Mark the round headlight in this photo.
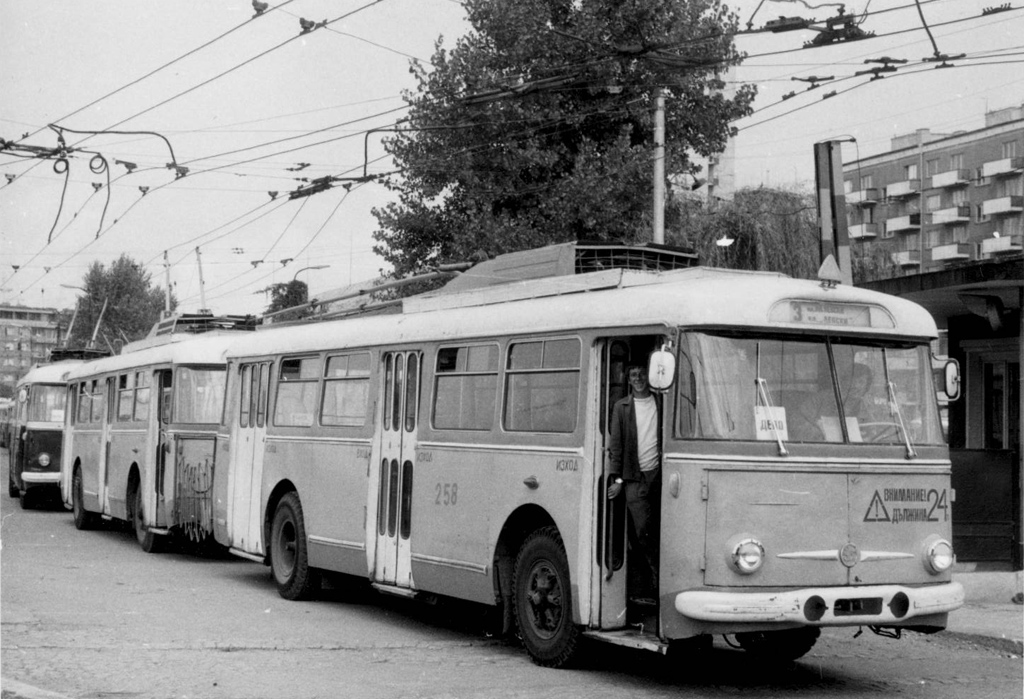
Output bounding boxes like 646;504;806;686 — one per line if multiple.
732;538;765;574
37;452;51;467
924;537;954;574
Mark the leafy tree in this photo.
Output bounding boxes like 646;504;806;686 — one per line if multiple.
850;239;898;284
65;255;172;351
672;186;820;278
262;280;310;322
373;0;755;284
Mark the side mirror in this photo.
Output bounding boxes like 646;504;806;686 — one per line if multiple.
942;359;960;402
648;346;676;392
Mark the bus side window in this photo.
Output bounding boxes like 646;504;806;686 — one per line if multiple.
239;365;252;428
504;338;580;433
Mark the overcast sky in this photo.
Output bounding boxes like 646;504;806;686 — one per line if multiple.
1;0;1021;316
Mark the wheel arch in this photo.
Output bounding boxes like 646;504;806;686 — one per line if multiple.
264;478;298;567
492;504;558;634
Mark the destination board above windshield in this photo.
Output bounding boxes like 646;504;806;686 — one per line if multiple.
768;300;896;329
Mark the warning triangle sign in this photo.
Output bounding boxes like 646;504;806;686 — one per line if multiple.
863;490;890;522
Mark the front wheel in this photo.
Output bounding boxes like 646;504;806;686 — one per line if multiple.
270;492;320;600
513;526;580;668
735;627;820;661
132;481;163;553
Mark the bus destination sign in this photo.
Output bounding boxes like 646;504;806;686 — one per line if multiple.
770;300;895;329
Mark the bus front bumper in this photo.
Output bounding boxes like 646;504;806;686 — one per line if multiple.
21;472;60;485
675;581;964;626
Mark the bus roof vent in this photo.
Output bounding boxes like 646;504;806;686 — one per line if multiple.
148;313;259;337
439;241;697;294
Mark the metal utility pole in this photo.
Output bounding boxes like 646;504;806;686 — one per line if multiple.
163;250;172;319
195;247;209;314
652;89;666;244
814;140;853;284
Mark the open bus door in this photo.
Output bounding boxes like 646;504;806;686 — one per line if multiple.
597;338;630;627
373;350;421;588
230;361;271;553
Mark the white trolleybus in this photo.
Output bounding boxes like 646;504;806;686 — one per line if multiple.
211;243;963;667
8;357;85;508
61;317;251;551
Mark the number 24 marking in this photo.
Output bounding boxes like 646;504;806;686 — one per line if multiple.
435;482;458;506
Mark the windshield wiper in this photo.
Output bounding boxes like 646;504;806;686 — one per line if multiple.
887;380;917;459
757;377;788;456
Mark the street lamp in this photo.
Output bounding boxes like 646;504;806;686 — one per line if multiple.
292;265;329;281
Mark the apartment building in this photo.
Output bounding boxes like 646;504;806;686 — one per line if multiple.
0;304;62;399
845;105;1023;270
845;106;1023;573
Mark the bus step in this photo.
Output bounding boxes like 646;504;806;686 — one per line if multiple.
228;548;265;564
371;582;418;599
583;628;668;654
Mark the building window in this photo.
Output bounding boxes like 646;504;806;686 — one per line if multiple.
951;225;968;243
976;205;990;223
995;177;1023;197
926;194;942;211
950;153;964;170
905;163;918;180
860;174;874;189
1002;141;1019;159
952;188;967;206
926;158;941;176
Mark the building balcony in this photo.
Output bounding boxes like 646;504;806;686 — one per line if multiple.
982;195;1024;216
930;169;971;188
892;250;921;267
886;180;920;199
930;243;971;262
848;223;879;240
846;188;880;206
981;157;1024;178
885;212;921;234
980;233;1023;256
929;204;971;225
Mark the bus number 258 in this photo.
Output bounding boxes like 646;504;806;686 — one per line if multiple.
435;483;458;506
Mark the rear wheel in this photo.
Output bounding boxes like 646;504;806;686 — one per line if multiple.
513;526;580;668
72;468;98;530
131;481;163;553
735;627;820;661
270;492;320;600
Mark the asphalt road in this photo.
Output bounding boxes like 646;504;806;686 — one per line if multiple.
2;451;1021;699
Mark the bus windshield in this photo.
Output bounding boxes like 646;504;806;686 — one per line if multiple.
174;368;226;424
27;384;66;423
675;332;944;446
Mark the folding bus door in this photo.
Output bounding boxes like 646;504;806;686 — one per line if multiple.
374;350;422;587
230;361;271;553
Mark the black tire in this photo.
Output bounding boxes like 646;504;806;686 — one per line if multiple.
72;468;98;530
735;627;820;662
513;526;581;668
131;480;163;553
270;492;320;600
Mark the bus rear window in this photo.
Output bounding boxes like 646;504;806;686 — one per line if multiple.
175;368;226;424
503;338;580;433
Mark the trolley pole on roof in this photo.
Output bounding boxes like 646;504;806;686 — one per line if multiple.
195;247;209;314
652;89;666;244
163;250;172;319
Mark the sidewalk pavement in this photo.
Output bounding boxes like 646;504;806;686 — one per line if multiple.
945;570;1023;655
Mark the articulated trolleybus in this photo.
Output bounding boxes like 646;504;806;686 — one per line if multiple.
61;329;239;551
213;244;962;666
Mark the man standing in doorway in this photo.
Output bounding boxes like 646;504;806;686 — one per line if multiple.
608;363;661;606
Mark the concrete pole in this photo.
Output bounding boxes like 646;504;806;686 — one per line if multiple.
652;90;666;245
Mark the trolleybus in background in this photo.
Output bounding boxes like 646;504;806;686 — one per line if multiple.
61;328;241;551
7;353;93;508
212;243;962;667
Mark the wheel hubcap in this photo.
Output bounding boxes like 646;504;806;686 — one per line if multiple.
525;560;562;640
